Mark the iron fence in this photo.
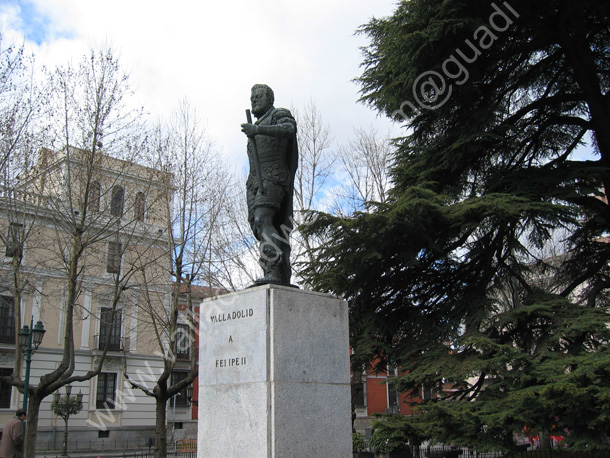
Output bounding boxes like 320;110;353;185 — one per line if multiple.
41;437;154;452
39;452;196;458
412;446;610;458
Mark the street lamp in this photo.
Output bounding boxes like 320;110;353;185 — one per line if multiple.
186;385;193;404
51;385;84;457
18;319;46;412
171;384;194;443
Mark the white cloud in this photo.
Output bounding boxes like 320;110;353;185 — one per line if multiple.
4;0;401;168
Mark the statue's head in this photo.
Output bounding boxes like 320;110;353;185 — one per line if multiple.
250;84;274;117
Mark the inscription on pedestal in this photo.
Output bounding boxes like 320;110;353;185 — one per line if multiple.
200;297;267;385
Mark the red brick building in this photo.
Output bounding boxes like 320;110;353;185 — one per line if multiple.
352;362;455;437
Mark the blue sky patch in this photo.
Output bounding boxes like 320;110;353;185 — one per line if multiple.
1;0;71;45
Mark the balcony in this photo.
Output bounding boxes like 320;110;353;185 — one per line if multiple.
94;334;130;352
175;348;190;361
0;330;15;345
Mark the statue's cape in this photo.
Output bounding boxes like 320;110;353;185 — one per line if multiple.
271;107;298;238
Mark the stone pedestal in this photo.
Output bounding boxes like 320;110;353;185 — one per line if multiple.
197;284;351;458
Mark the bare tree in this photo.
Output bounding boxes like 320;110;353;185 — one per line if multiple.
208;169;260;290
291;100;336;270
124;99;233;458
292;99;335;214
0;33;48;309
0;32;47;180
329;127;392;216
289;105;393;287
0;46;161;458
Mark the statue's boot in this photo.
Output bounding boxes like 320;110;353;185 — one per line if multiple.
255;244;283;285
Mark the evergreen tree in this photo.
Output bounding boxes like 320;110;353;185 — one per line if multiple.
301;0;610;449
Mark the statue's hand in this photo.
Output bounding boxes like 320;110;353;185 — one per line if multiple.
241;123;258;137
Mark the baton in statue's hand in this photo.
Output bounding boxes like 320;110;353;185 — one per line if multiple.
246;109;265;195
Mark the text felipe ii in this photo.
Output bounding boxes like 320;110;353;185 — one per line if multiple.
210;308;254;323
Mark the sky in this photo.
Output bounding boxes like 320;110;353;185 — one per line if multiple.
0;0;402;170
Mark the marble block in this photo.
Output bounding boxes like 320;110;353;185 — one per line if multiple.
198;284;351;458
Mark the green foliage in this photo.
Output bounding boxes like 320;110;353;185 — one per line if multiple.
369;414;424;453
50;396;83;420
299;0;610;451
368;434;393;454
353;432;367;453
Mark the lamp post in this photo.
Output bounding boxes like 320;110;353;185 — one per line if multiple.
18;318;46;412
51;385;83;457
171;390;179;444
170;385;194;444
186;385;194;405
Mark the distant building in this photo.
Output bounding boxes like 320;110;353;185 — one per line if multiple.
352;361;455;438
0;147;198;451
173;283;226;422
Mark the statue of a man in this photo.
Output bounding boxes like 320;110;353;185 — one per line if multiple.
241;84;298;285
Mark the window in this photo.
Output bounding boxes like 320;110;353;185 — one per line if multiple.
96;372;117;409
134;192;146;222
0;296;15;344
98;430;110;439
174;324;190;360
106;242;122;274
171;371;189;407
5;223;23;258
0;368;13;408
89;181;101;213
110;186;124;217
422;385;434;401
99;307;122;351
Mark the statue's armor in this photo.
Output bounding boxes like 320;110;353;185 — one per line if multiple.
246;107;296;212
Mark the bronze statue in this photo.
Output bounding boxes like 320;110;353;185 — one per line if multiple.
241;84;298;285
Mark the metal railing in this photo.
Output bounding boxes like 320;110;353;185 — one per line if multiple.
93;334;130;352
38;437;197;457
40;452;196;458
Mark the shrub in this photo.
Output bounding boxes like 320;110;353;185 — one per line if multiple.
368;413;420;453
353;432;367;453
369;432;394;454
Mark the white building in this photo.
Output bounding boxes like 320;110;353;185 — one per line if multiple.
0;147;197;451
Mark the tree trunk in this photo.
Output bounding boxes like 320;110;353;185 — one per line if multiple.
23;394;43;458
539;430;552;450
154;397;168;458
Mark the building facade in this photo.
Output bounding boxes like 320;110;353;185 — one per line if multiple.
0;147;197;451
352;363;455;438
352;366;420;438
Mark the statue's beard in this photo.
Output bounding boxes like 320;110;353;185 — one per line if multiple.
252;104;272;118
